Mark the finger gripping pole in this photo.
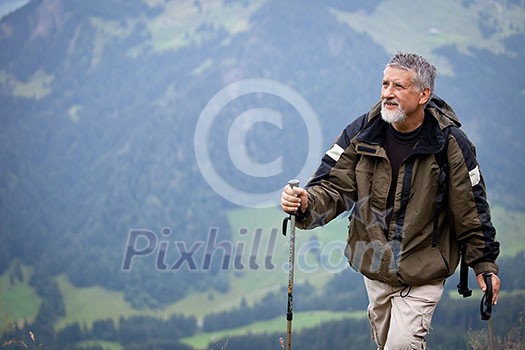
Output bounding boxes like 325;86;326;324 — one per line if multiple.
288;178;300;217
282;179;301;236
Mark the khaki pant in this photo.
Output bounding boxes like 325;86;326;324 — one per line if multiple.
364;277;444;350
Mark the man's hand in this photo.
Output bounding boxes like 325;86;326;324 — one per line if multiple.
281;184;308;214
477;273;500;305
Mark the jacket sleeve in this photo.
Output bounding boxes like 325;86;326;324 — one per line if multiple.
296;114;366;230
447;127;500;275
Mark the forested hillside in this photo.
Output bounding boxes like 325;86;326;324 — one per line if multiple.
1;0;524;349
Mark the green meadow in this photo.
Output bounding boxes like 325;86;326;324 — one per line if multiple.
1;204;523;349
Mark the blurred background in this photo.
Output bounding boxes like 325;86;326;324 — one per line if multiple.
0;0;524;349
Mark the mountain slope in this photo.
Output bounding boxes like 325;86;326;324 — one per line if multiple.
0;0;523;319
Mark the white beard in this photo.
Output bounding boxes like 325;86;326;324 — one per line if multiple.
381;99;407;124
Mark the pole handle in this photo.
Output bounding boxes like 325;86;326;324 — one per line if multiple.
287;179;300;217
481;272;493;320
288;179;300;189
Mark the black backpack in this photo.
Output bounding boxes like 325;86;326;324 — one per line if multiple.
429;117;493;321
431;128;469;292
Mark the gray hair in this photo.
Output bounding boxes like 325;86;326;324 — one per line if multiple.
386;52;437;95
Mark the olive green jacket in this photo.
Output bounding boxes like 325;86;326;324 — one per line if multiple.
297;96;499;286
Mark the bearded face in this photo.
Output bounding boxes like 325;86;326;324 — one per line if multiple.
381;98;407;124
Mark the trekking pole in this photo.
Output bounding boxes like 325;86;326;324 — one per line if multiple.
480;272;494;350
281;179;300;350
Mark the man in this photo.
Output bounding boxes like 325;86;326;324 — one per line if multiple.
281;52;500;349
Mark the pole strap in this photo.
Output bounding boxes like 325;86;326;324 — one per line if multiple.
481;272;493;321
457;243;472;298
282;216;290;237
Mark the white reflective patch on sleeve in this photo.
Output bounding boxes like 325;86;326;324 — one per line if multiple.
469;165;481;186
326;144;345;162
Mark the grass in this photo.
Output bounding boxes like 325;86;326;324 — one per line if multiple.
55;275;140;330
74;340;123;350
491;204;525;256
180;310;366;349
330;0;525;76
0;263;41;333
7;69;54;100
146;0;265;52
89;17;138;67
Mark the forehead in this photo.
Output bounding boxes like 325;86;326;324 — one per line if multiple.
382;66;415;83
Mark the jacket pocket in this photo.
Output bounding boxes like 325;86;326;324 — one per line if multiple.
397;246;449;285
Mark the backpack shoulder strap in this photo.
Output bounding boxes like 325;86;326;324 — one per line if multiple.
432;125;473;298
431;126;451;247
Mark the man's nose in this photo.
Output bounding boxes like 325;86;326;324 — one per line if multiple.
382;84;395;99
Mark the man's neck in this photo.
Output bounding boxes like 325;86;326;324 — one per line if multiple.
392;109;425;133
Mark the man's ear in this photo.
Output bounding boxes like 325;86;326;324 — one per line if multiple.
419;87;431;105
